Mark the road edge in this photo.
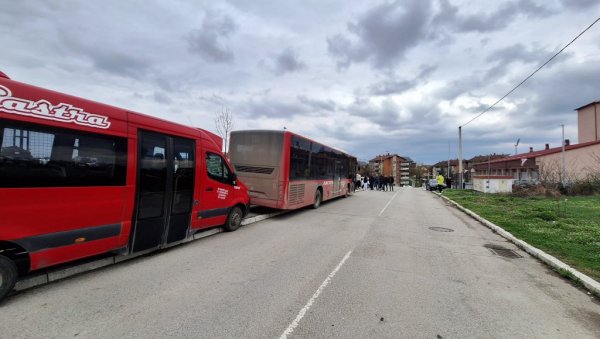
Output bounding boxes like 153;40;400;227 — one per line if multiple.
13;209;289;294
437;192;600;296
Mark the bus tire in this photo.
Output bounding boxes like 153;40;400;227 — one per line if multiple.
312;189;322;209
223;206;243;232
0;255;17;302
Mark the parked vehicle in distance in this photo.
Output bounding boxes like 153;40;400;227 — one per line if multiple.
229;130;357;210
0;71;249;301
427;179;446;191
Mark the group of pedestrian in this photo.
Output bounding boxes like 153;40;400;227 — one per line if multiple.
356;175;395;191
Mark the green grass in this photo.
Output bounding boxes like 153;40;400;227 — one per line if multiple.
443;190;600;281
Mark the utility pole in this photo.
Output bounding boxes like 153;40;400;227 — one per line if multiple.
458;126;463;189
561;124;566;187
447;143;450;179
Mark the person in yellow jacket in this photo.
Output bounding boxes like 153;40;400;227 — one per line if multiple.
436;173;445;193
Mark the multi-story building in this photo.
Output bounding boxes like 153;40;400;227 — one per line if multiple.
369;154;415;186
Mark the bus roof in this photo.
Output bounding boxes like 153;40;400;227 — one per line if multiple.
232;129;353;158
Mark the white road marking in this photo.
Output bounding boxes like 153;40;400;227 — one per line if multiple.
378;191;399;216
279;251;352;339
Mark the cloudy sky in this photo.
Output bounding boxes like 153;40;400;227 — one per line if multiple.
1;0;599;164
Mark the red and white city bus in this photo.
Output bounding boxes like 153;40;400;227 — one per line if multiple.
0;71;249;300
229;130;357;210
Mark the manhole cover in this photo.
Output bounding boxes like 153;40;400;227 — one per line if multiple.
428;227;454;232
484;244;522;258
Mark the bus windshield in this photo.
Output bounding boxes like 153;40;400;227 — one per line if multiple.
229;131;284;166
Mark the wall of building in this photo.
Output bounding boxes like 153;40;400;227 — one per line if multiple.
578;103;599;143
536;143;600;181
473;176;514;193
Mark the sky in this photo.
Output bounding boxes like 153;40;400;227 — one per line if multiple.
1;0;599;164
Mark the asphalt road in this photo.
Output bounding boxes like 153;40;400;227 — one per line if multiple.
1;187;599;338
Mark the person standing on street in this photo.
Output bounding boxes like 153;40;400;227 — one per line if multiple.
437;173;445;193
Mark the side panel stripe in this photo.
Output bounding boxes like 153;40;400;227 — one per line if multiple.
198;207;230;219
14;223;122;252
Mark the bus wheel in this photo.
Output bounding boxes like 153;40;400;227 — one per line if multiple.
223;206;243;232
0;255;17;301
312;189;322;209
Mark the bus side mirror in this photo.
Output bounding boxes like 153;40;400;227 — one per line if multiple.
229;172;237;185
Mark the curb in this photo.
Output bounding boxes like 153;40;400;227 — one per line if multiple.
242;210;287;226
14;209;288;294
437;192;600;296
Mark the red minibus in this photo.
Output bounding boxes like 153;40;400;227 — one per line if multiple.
229;130;357;210
0;72;249;300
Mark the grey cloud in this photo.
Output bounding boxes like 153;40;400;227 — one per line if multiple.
418;64;437;78
241;97;310;119
92;52;151;80
346;97;407;130
483;43;551;81
319;99;453;162
368;64;437;96
483;43;573;83
153;91;173;104
326;34;368;70
327;0;432;70
369;79;416;96
487;43;548;64
297;95;337;112
199;94;228;107
186;11;237;63
434;0;556;33
528;63;600;117
271;48;307;75
431;76;480;101
559;0;599;9
329;0;558;71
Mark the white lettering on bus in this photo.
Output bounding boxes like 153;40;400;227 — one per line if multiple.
217;188;229;200
0;85;111;129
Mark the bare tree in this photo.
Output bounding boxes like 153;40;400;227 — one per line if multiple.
214;107;234;155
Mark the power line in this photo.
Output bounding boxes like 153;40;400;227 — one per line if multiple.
461;16;600;127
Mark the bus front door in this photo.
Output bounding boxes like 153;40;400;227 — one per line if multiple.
131;131;195;253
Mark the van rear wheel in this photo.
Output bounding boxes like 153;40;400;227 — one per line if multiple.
223;206;243;232
0;255;17;302
312;190;322;209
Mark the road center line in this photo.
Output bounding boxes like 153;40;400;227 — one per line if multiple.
378;191;399;216
279;251;352;339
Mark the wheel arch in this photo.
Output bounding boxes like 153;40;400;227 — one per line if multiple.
0;241;30;275
234;202;249;217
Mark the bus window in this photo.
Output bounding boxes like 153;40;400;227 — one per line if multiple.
206;152;231;184
290;136;311;180
0;120;127;188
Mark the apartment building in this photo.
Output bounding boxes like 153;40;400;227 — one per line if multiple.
369;154;415;186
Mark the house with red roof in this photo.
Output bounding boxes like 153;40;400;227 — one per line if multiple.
472;101;600;184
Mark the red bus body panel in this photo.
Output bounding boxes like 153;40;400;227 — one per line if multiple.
0;75;249;273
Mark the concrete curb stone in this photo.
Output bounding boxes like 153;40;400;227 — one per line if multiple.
436;192;600;296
